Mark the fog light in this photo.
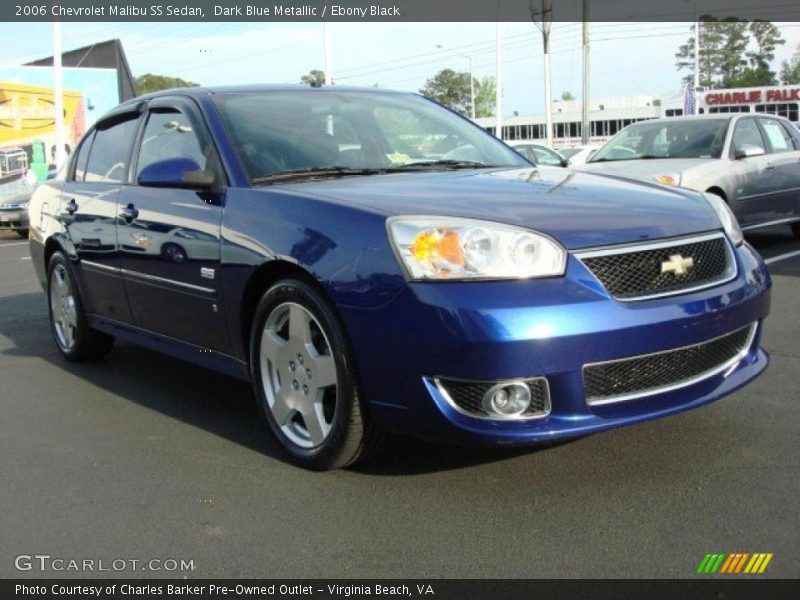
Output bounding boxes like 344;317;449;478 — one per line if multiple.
482;381;531;417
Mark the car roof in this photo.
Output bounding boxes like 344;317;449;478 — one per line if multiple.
117;84;413;109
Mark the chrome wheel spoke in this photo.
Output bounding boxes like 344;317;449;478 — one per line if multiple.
260;329;285;364
302;404;330;447
288;304;312;345
311;353;337;389
271;389;294;426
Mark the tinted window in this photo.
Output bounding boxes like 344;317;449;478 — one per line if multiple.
136;109;207;177
732;119;766;154
85;117;139;183
213;91;526;181
72;130;95;182
759;119;793;153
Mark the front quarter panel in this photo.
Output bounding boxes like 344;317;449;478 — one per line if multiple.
28;180;66;288
220;187;407;359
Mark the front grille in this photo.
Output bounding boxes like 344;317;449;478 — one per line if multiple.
579;234;733;300
583;324;755;405
438;378;550;418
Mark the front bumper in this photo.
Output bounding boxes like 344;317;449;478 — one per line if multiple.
339;241;771;446
0;209;29;230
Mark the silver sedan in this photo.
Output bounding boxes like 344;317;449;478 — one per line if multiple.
577;114;800;237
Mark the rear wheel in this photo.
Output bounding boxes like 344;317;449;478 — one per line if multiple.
47;252;114;361
791;222;800;239
16;228;29;239
250;278;380;470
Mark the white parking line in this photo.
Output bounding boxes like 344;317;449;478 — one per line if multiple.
765;249;800;265
0;241;29;247
20;256;31;261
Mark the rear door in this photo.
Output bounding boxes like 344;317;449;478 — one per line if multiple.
757;116;800;219
117;96;230;352
61;111;142;323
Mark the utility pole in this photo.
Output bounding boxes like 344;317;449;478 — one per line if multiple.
53;17;65;171
581;0;590;145
693;0;700;92
323;10;332;85
532;0;554;147
495;20;503;139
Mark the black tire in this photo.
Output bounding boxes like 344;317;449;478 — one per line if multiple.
16;228;29;239
161;243;187;263
249;278;381;470
792;222;800;239
47;252;114;362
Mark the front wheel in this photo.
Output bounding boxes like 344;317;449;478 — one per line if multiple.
47;252;114;361
16;228;29;239
792;222;800;239
249;278;380;470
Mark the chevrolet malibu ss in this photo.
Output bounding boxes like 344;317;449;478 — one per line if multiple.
28;86;771;470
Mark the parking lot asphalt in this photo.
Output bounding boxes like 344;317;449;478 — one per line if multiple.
0;227;798;579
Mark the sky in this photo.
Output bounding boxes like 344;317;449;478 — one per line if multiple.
1;20;799;116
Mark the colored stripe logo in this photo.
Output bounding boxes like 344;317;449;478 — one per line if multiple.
697;553;773;574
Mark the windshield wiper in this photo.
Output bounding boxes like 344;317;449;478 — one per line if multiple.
251;166;385;185
391;159;504;170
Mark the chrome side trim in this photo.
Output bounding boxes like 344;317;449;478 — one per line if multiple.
741;216;800;231
120;268;215;295
583;322;758;407
80;260;120;274
573;231;738;302
432;376;552;421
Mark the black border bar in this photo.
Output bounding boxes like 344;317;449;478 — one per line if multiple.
4;0;800;22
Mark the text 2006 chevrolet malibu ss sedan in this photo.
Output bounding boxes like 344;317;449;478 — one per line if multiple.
28;86;771;470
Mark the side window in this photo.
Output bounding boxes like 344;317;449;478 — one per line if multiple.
72;130;95;182
759;119;793;153
532;147;563;167
136;109;207;178
85;117;140;183
732;119;766;154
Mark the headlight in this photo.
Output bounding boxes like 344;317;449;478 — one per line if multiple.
653;173;681;186
387;216;567;280
703;192;743;246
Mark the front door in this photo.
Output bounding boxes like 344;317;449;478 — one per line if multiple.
757;116;800;219
116;97;230;353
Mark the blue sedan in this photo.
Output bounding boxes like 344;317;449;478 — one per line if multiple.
28;86;771;470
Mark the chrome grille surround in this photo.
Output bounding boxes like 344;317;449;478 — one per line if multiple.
434;377;551;420
583;323;757;406
575;232;737;302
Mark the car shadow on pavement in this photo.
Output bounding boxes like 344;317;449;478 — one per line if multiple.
0;291;565;474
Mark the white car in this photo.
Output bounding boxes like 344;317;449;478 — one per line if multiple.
506;141;568;167
557;144;603;166
576;114;800;236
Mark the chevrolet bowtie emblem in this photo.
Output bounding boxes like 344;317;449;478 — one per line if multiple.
661;254;695;276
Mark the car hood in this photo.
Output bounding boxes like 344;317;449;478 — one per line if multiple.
576;158;713;180
289;166;722;250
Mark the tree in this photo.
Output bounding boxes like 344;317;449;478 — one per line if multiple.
560;91;575;101
474;76;497;118
135;73;199;95
419;69;472;116
300;70;326;87
780;43;800;84
676;17;785;89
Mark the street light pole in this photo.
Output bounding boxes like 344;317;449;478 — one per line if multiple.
52;18;65;171
436;44;475;119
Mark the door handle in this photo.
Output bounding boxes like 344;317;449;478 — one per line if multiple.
119;203;139;222
765;164;776;171
62;198;78;216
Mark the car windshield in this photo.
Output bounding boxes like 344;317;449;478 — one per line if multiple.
589;118;730;162
212;90;527;183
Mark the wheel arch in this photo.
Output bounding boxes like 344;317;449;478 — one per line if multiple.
705;186;728;202
239;259;329;361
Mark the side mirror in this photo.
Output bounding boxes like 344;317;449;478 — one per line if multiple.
137;157;215;189
734;144;765;160
559;156;568;168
